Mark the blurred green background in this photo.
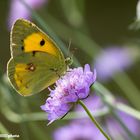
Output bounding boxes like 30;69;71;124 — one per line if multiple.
1;0;139;67
0;0;140;140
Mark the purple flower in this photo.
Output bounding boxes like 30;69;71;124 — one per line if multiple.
95;47;137;81
8;0;47;28
81;96;140;139
53;120;106;140
53;95;140;140
106;97;140;139
106;110;140;140
53;95;107;140
41;64;96;123
76;94;105;112
41;97;72;123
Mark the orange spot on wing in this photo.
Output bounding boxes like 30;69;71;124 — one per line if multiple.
14;64;28;88
23;32;59;57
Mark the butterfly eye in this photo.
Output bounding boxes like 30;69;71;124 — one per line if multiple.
40;39;45;46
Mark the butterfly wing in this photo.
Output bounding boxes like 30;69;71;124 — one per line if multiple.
8;19;67;96
7;52;66;96
10;18;64;59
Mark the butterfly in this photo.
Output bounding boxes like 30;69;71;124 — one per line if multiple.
7;19;70;96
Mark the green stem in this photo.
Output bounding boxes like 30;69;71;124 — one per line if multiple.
113;71;140;110
93;82;139;140
94;82;140;119
78;100;111;140
115;102;140;120
111;111;139;140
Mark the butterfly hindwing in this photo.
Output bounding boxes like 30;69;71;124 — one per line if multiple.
8;52;66;96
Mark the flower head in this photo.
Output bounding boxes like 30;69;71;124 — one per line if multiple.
41;64;96;123
54;120;106;140
53;95;140;140
95;47;137;81
8;0;47;28
106;109;140;139
41;97;72;122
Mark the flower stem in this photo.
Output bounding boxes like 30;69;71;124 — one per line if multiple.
113;71;140;110
78;100;111;140
94;82;140;120
93;82;139;140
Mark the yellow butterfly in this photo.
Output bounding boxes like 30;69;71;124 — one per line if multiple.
7;19;70;96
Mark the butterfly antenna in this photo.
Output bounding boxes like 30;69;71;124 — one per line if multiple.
65;39;73;66
67;39;78;58
67;39;72;57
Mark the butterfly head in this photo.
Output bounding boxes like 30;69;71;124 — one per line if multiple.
65;57;73;66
